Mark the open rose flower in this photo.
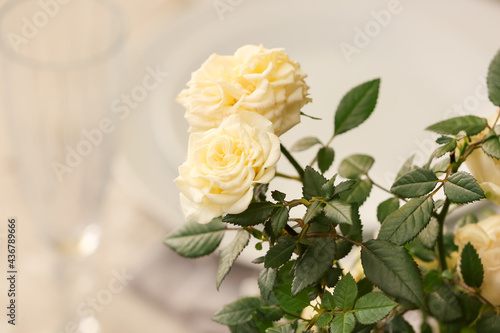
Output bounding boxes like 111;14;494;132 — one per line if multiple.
465;113;500;204
174;111;280;224
176;44;310;136
455;215;500;305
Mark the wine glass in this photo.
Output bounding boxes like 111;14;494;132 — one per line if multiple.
0;0;126;331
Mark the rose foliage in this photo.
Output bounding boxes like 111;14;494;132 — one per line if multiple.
166;45;500;332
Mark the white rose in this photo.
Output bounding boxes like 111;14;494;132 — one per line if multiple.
465;114;500;205
176;44;310;136
455;215;500;305
174;111;281;224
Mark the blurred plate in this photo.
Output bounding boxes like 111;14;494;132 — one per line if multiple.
117;0;500;232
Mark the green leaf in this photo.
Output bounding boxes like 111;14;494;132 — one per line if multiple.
213;297;262;325
339;205;363;244
264;236;296;268
396;155;415;180
458;292;482;325
482;132;500;159
292;238;336;296
253;183;269;202
426;115;488;136
377;197;400;224
423;270;443;293
420;321;433;333
303;166;328;200
357;278;374;299
435;138;457;158
266;323;295;333
361;239;426;309
164;217;226;258
324;199;352;225
229;320;261;333
460;242;484;288
428;283;462;322
317;313;333;328
487;48;500;106
443;171;485;204
258;268;278;304
271;206;289;235
333;180;357;196
252;256;265;265
321;175;337;200
274;262;312;315
333;273;358;310
318;146;335;173
436;136;453;144
217;230;250;289
330;312;355;333
224;202;277;226
340;178;372;205
476;312;500;333
378;196;434;245
339;154;375;179
384;316;415;333
256;306;284;323
334;78;380;135
304;201;325;224
322;291;335;310
408;237;436;262
431;158;450;175
290;137;322;151
390;168;438;198
419;218;439;249
271;190;286;203
335;206;362;261
354;292;397;325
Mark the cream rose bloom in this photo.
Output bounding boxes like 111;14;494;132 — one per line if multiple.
174;112;281;224
455;215;500;305
176;44;310;136
466;114;500;204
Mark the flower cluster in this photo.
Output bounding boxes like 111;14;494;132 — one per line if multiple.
166;45;500;332
175;45;310;224
176;44;310;136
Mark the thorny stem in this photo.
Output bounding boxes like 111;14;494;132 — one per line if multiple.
276;172;301;181
281;144;305;180
368;176;394;196
285;224;299;237
436;198;451;272
457;280;499;311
